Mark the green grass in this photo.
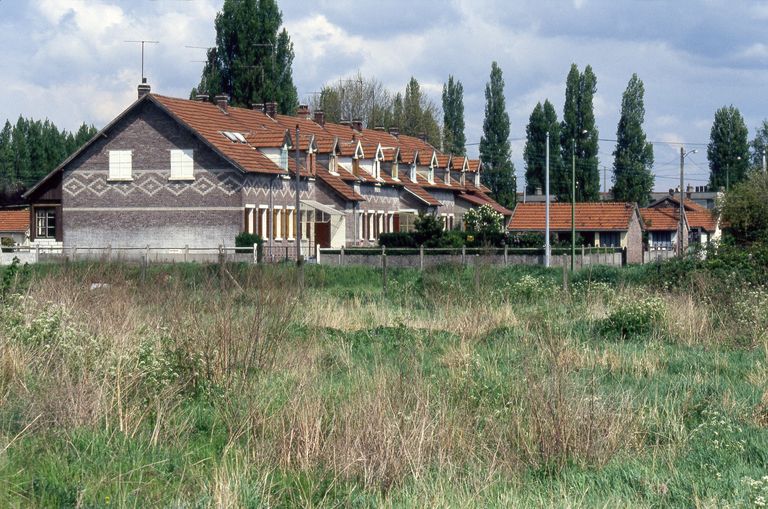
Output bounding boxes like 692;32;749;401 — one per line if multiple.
0;260;766;507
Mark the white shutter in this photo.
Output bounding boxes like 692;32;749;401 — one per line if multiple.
170;149;194;179
109;150;132;180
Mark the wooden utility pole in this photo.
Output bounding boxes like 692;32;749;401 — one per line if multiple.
679;147;685;257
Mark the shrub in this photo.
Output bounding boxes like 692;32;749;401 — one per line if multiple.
1;237;14;253
719;170;768;246
413;213;445;247
379;232;417;248
600;295;665;338
234;232;263;259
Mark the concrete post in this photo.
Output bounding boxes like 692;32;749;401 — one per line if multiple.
419;244;424;271
504;245;508;266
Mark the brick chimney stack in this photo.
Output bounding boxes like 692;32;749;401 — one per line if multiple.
214;94;229;111
265;102;277;118
389;128;399;138
137;78;151;99
418;132;427;142
195;94;209;102
313;110;325;126
251;103;265;112
296;104;310;119
351;119;363;131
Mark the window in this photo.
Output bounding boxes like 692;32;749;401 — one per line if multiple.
280;147;289;171
352;158;360;176
373;160;381;179
35;208;56;239
400;213;416;233
651;231;672;249
330;155;338;174
170;149;194;180
392;162;399;180
368;212;375;240
257;207;269;239
108;150;132;180
600;231;621;247
286;207;295;240
358;212;364;241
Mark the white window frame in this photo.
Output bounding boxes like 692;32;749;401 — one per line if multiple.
108;150;133;181
392;162;399;180
273;206;283;240
259;205;269;239
286;206;295;241
280;146;289;171
358;212;364;241
368;212;375;241
170;149;194;180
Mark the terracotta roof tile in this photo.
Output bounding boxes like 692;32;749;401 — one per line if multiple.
640;208;680;231
316;167;365;202
686;210;718;232
0;209;29;232
510;202;638;231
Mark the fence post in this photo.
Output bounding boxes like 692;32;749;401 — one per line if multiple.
581;244;585;269
462;245;466;266
340;245;345;266
316;243;321;265
107;244;112;262
253;243;258;264
35;244;40;263
72;246;77;262
419;244;424;271
504;245;508;266
382;245;387;295
562;258;569;292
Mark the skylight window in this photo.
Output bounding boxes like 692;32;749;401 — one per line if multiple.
222;131;247;143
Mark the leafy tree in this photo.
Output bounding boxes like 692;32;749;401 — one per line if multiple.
0;121;13;190
479;62;516;208
12;117;31;186
612;73;654;205
707;105;749;191
311;72;393;128
559;64;600;202
192;0;298;114
719;170;768;245
523;100;561;196
464;204;504;234
749;119;768;171
442;76;466;155
413;213;445;247
398;77;441;146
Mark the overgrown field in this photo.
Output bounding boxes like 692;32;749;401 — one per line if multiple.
0;259;766;507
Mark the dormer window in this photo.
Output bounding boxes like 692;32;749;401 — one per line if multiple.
410;164;417;182
329;154;338;174
392;161;399;180
428;166;435;184
474;171;480;187
444;168;450;185
373;159;381;180
280;145;289;171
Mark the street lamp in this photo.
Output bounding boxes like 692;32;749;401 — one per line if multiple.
571;130;588;271
679;148;697;257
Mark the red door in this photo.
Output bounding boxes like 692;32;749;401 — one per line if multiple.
315;221;331;248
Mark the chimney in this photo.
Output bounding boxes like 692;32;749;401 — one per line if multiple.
418;132;427;142
195;94;209;102
351;119;363;131
668;188;675;196
389;127;399;137
374;126;385;132
340;120;351;127
535;186;542;196
251;103;265;112
296;104;310;118
214;94;229;111
137;78;151;99
265;102;277;118
313;110;325;126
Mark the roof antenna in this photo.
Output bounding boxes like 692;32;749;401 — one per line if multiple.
125;40;160;81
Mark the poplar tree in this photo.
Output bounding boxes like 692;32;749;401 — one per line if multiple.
749;119;768;171
524;100;563;197
612;74;654;205
707;105;749;191
479;62;516;207
559;64;600;202
192;0;298;114
442;76;466;155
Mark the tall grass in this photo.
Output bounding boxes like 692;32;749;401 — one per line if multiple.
0;261;765;507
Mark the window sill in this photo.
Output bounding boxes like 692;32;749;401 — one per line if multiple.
169;176;195;182
107;178;133;182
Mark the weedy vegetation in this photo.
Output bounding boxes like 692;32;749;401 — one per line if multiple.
0;252;766;507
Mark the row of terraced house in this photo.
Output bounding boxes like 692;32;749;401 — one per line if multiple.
16;81;510;259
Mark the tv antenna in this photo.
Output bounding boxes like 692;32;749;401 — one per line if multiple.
125;40;159;80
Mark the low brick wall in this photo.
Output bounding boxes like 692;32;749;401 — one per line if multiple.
319;251;623;268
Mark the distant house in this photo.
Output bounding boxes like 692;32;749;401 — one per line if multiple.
0;208;30;246
508;202;644;264
650;186;722;210
641;195;720;253
23;83;510;258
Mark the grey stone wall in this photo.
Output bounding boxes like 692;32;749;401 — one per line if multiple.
320;251;623;268
626;213;644;264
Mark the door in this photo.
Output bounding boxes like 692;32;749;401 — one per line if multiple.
315;221;331;248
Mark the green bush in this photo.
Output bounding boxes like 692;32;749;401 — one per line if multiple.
413;213;445;247
234;232;263;260
1;237;14;253
600;295;665;338
379;232;417;248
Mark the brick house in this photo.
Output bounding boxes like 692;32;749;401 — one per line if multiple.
508;202;644;264
24;83;510;257
0;208;30;246
641;195;719;253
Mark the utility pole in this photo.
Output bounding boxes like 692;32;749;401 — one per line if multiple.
679;147;685;257
571;139;576;272
763;150;767;173
545;131;551;268
295;125;302;265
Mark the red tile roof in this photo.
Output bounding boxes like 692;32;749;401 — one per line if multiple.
510;202;638;231
0;209;29;232
686;210;718;232
315;167;364;202
640;208;680;231
649;195;708;212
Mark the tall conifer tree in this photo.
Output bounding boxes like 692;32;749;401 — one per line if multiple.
559;64;600;202
442;76;466;155
192;0;298;114
524;100;562;197
707;106;750;190
612;74;654;205
479;62;516;207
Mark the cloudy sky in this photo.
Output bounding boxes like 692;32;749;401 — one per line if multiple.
1;0;767;191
